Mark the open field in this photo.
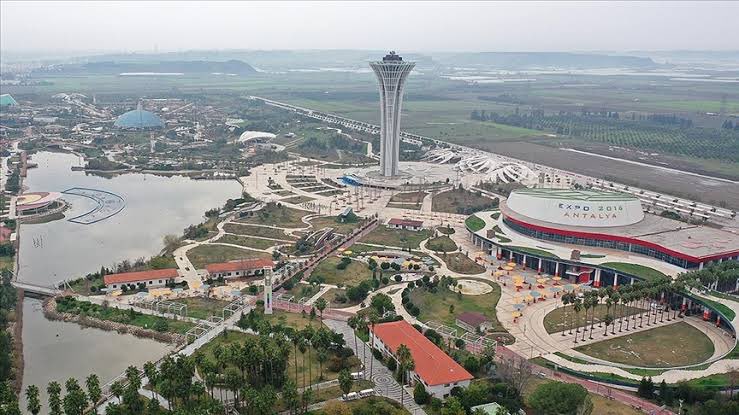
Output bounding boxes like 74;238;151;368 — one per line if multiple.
524;378;643;415
236;203;309;228
263;309;319;331
187;244;270;269
359;225;432;249
311;256;372;286
409;281;505;332
575;322;714;367
543;304;644;334
442;253;486;274
222;223;295;240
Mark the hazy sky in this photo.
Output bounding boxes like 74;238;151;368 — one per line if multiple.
2;1;738;53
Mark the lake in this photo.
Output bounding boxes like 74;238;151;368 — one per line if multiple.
19;151;242;412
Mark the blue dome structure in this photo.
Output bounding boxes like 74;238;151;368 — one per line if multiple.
114;102;164;129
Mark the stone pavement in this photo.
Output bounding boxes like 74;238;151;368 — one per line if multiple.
324;319;427;415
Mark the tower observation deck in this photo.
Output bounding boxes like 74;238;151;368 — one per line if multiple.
370;51;415;177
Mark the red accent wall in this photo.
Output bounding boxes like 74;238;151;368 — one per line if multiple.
503;214;739;264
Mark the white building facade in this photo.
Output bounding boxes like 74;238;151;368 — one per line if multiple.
370;52;415;177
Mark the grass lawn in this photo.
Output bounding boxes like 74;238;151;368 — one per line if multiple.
281;195;315;204
543;304;644;334
426;236;458;253
694;294;736;321
409;282;505;332
441;252;486;274
236;203;309;228
281;282;321;302
55;297;194;335
223;223;295;240
599;262;667;282
389;191;426;203
309;216;361;235
188;244;270;269
507;245;560;259
311;256;372;286
359;225;432;249
436;226;455;235
175;296;231;320
575;322;714;367
263;309;319;331
0;255;13;272
319;287;361;309
199;330;358;388
465;215;485;232
432;188;498;214
215;234;280;250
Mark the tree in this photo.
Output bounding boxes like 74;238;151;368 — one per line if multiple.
603;314;613;336
338;369;353;397
85;374;102;413
496;357;532;395
441;397;466;415
659;379;674;406
283;379;300;415
414;383;430;405
47;381;63;415
396;344;415;407
315;297;328;323
368;309;380;378
25;385;41;415
638;377;655;399
528;381;590;415
143;361;158;401
110;380;124;405
370;293;394;315
63;378;88;415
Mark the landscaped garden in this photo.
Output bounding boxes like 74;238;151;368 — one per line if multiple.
222;223;294;240
441;252;486;274
432;187;499;214
311;256;372;286
236;202;309;228
407;277;505;332
309;215;361;235
175;296;231;320
426;236;458;253
359;225;432;249
574;322;714;367
464;214;485;232
187;244;270;269
542;304;644;334
215;234;281;249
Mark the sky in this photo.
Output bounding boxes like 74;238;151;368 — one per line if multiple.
2;1;738;54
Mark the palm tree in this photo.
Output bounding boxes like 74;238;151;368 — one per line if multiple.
143;361;158;401
298;337;308;390
85;374;102;414
604;315;613;336
25;385;41;415
561;293;571;336
47;381;62;415
110;380;124;405
316;348;328;381
573;299;582;344
368;309;380;378
597;289;607;327
396;344;414;407
347;316;360;356
588;296;597;339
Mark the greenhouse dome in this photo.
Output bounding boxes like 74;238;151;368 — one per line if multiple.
114;102;164;129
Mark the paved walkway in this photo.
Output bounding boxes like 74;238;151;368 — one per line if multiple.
324;319;427;415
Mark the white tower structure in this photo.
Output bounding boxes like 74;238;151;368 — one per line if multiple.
370;51;415;177
263;267;273;314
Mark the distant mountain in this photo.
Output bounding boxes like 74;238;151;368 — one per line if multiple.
33;59;257;75
434;52;661;69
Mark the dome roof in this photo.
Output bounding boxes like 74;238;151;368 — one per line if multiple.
114;103;164;129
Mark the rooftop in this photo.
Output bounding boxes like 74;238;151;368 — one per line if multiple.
511;188;638;202
114;102;164;129
501;201;739;262
103;268;179;285
382;51;403;62
371;320;473;386
205;258;273;274
388;218;424;227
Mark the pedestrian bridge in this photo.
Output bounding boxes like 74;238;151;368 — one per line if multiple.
11;280;61;297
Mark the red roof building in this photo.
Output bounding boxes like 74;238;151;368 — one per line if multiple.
388;218;424;231
205;258;273;279
370;320;473;398
103;268;179;289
